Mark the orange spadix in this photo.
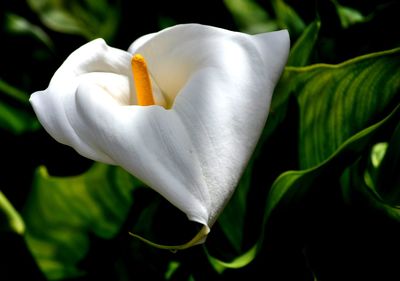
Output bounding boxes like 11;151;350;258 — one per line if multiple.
131;54;155;106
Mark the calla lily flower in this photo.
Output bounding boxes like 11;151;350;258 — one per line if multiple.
30;24;289;247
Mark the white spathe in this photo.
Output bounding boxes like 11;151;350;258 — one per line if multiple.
30;24;289;238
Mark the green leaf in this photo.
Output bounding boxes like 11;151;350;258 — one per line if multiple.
343;133;400;223
370;142;388;168
0;80;40;134
288;20;321;67
223;0;278;34
224;0;305;36
4;13;53;49
284;48;400;169
375;121;400;205
206;245;257;274
0;104;40;136
332;0;366;28
27;0;119;41
0;192;46;280
23;163;145;280
271;0;306;37
0;79;30;104
264;103;400;243
273;48;399;277
40;9;93;38
0;191;25;235
165;261;181;279
0;102;39;134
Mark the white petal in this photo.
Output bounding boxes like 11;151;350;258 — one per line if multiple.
253;30;290;84
74;82;211;224
30;39;133;164
129;24;290;225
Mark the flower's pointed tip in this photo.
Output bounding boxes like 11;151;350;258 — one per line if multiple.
129;224;210;252
257;29;290;58
252;29;290;83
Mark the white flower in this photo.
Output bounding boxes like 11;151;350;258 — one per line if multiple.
30;24;289;246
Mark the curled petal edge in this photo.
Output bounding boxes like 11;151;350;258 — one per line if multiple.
129;224;210;252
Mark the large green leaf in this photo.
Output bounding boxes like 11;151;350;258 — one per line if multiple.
259;50;400;277
23;163;145;280
258;106;400;281
264;104;400;232
285;48;400;169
